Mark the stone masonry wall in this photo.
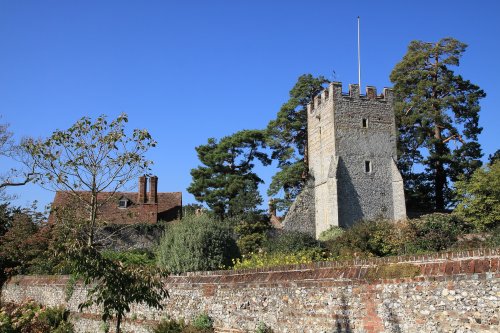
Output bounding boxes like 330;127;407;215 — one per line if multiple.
282;180;315;237
301;82;407;236
308;83;338;236
2;248;499;333
333;84;400;227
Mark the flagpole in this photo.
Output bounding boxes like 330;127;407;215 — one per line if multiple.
357;16;361;91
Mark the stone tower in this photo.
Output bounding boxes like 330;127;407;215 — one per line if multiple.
282;82;406;238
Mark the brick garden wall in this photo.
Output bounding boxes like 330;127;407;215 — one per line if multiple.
2;248;499;333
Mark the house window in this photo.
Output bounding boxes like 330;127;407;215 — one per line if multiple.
118;198;128;209
362;118;368;128
365;161;372;173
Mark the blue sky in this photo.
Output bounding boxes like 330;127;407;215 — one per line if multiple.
1;0;499;210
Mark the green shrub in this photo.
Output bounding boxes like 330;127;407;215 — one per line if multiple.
232;248;326;270
234;218;270;255
157;214;240;273
0;309;14;333
100;320;110;333
237;233;267;255
101;249;156;267
264;231;320;254
454;161;500;231
51;321;75;333
324;219;401;258
153;318;184;333
0;301;74;333
406;213;469;253
153;317;214;333
488;225;500;247
318;226;344;242
325;216;471;258
255;322;274;333
191;313;213;330
38;305;71;329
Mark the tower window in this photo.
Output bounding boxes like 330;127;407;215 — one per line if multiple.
362;118;368;128
365;161;372;173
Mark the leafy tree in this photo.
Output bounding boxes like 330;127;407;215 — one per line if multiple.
188;130;270;219
24;113;156;246
157;214;239;273
390;38;486;211
266;74;329;211
22;114;166;333
0;203;14;237
454;160;500;231
0;211;54;275
68;245;168;333
0;118;36;200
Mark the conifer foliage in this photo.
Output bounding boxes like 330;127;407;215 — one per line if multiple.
390;38;486;211
188;130;270;219
266;74;329;211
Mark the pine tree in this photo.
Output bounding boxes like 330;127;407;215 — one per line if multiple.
266;74;329;211
188;130;270;219
390;38;485;211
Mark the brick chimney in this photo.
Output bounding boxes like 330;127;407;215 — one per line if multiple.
138;176;147;204
149;176;158;204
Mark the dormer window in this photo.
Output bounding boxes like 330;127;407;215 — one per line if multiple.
118;198;129;209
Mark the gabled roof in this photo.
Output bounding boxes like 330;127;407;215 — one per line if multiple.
49;190;182;224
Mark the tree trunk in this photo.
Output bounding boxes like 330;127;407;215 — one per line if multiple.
116;313;122;333
432;49;446;211
88;175;97;247
433;125;446;211
88;192;97;247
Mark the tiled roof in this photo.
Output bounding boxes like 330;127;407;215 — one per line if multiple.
49;190;182;224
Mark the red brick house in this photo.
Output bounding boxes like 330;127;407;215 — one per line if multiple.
49;176;182;224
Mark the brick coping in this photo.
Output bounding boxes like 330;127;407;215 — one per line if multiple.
186;247;499;276
3;248;498;287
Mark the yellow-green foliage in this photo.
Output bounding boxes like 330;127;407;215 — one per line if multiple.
318;226;344;242
455;161;500;231
152;316;214;333
365;263;421;280
232;249;327;270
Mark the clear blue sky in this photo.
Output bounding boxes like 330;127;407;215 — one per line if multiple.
1;0;499;210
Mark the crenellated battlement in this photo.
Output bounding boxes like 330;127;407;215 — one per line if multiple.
300;78;405;236
307;82;393;114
